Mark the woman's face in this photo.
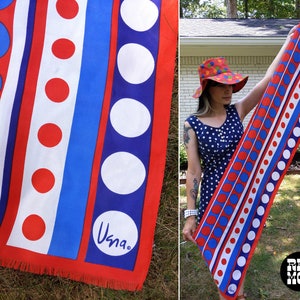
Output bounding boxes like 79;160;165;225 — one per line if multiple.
208;82;233;106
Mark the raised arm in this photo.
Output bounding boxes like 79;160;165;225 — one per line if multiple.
236;25;297;121
182;121;202;243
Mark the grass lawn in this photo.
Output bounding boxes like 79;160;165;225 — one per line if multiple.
180;174;300;300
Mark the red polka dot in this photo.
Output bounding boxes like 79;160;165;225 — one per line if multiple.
289;103;295;109
22;214;46;241
230;238;236;244
249;130;257;139
294;93;299;99
248;198;253;204
272;141;278;147
266;86;276;96
239;218;245;224
45;78;69;102
207;215;216;225
197;237;205;247
202;226;211;236
268;150;273;156
38;123;62;147
253;120;261;129
252;188;257;193
233;162;243;171
225;247;231;254
223;183;232;192
285;112;290;118
217;270;223;276
244;208;249;214
56;0;79;19
263;159;269;165
235;227;240;234
238;151;247;160
32;168;55;193
52;38;75;59
221;258;227;265
281;122;286;129
258;108;267;118
212;205;222;214
277;132;282;138
255;178;260;184
259;169;264;175
219;194;227;203
243;140;252;150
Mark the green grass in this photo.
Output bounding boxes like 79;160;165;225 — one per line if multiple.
180;175;300;300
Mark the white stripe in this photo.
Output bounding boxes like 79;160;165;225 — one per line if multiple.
7;0;87;253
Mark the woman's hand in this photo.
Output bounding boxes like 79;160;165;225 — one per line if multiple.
182;216;197;244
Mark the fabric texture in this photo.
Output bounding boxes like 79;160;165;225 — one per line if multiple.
193;24;300;299
0;0;177;290
186;105;244;221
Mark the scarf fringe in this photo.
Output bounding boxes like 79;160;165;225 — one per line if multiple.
0;258;143;291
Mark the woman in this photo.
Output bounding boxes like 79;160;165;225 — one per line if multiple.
182;27;295;300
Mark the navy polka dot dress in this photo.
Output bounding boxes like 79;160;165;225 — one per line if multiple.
186;105;244;222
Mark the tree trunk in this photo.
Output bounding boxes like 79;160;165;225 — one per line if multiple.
296;0;300;18
226;0;238;18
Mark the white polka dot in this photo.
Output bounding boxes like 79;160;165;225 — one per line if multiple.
262;194;269;204
266;182;274;192
237;256;246;267
293;126;300;137
247;230;256;241
101;152;146;194
271;171;280;181
252;218;260;228
277;161;286;171
110;98;151;137
283;149;291;159
120;0;159;32
288;138;296;148
228;284;237;294
233;270;241;280
257;206;265;216
242;243;251;253
117;43;154;84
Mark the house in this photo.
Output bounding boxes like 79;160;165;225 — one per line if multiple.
179;18;300;143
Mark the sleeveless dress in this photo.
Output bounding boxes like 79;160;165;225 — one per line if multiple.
186;105;244;222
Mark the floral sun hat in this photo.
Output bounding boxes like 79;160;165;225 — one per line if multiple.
193;57;248;98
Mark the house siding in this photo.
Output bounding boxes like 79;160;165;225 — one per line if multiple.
179;55;274;144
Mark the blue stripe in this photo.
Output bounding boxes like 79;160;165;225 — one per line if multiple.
48;1;113;258
85;0;162;270
0;1;35;224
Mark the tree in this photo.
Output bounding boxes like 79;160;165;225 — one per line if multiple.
180;0;226;18
226;0;238;18
180;0;298;18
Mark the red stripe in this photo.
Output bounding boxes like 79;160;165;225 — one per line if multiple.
132;0;178;288
0;1;48;244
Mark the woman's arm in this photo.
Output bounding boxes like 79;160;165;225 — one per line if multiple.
236;25;297;121
182;121;202;243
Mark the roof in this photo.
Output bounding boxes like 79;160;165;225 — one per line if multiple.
180;19;300;56
180;18;300;37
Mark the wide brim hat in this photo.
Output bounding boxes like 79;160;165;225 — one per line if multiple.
193;57;248;98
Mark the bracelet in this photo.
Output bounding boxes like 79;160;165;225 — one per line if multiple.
184;209;198;219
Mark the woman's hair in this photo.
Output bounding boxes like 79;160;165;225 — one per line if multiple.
193;80;233;116
193;80;215;117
